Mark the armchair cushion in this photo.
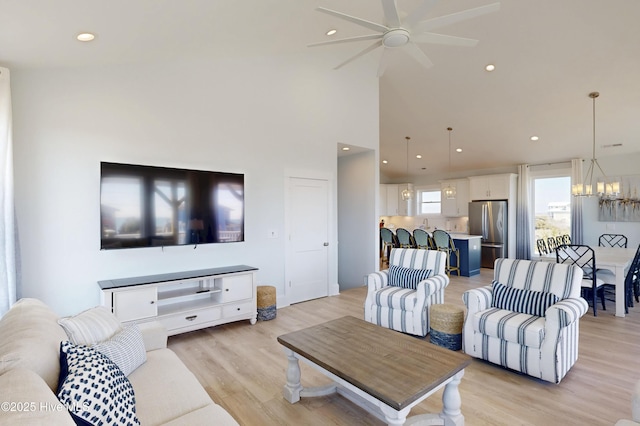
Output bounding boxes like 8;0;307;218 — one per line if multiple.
388;265;432;290
374;286;418;310
491;280;559;317
473;308;546;348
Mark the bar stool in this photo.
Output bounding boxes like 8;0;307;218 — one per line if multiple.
432;229;460;276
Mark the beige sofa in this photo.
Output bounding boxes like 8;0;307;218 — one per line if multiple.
0;298;238;425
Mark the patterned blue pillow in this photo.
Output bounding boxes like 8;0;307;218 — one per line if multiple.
388;265;432;290
57;341;140;426
491;280;559;317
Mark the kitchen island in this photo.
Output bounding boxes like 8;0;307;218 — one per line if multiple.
448;233;482;277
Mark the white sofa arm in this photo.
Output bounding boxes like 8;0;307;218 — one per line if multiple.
137;321;168;352
462;286;492;314
545;298;588;328
365;270;389;292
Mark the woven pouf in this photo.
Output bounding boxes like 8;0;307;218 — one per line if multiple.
256;285;277;321
429;304;465;351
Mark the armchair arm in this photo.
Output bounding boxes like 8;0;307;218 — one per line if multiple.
365;270;389;292
416;274;449;302
462;286;493;314
545;298;589;328
137;320;168;352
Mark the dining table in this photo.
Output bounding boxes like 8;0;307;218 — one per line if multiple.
534;245;636;317
590;246;636;317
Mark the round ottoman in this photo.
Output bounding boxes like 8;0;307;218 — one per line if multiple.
257;285;276;321
429;304;464;351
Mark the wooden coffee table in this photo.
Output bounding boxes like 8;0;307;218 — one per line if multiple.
277;316;471;425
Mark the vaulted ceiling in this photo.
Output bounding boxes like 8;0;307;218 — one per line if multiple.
2;0;639;180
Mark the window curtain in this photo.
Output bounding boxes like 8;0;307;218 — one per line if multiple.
516;164;531;259
0;67;19;315
570;158;584;244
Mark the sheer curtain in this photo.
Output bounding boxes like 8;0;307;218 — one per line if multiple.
570;158;584;244
516;164;531;259
0;67;18;315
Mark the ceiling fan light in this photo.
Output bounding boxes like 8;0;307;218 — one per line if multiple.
382;29;410;48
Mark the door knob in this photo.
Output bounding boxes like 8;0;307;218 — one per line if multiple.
323;242;329;246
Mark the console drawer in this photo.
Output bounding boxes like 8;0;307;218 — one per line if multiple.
161;306;221;330
222;301;254;318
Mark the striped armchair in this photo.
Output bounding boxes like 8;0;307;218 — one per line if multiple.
364;248;449;337
462;258;588;384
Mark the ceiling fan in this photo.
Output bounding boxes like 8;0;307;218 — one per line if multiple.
308;0;500;76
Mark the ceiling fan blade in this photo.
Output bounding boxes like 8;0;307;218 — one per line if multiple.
381;0;401;28
403;43;434;69
308;34;383;48
316;7;389;33
377;48;393;77
412;33;479;47
403;0;441;29
334;40;383;70
413;2;501;33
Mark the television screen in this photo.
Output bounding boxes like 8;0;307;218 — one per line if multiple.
100;162;244;249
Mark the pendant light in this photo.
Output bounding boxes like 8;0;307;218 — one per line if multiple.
442;127;456;200
401;136;414;201
571;92;620;197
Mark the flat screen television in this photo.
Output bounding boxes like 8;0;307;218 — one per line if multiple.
100;162;244;250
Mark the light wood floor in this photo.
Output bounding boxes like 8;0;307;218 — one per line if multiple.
168;269;640;425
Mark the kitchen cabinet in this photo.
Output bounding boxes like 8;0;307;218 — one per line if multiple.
379;183;414;216
440;179;469;217
468;174;517;201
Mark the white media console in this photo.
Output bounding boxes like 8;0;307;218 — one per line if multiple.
99;265;258;336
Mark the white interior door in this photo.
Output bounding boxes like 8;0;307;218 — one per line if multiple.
287;177;329;304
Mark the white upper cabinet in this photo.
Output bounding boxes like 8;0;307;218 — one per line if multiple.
440;179;469;217
379;184;414;216
468;174;516;201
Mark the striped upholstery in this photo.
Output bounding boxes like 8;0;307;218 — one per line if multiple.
462;258;588;384
364;248;448;337
388;265;432;289
491;280;559;317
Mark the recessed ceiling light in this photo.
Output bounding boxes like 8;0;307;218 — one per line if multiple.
530;136;539;141
326;29;337;36
77;33;95;42
382;160;388;164
456;148;463;153
342;146;350;151
485;64;495;72
416;154;422;159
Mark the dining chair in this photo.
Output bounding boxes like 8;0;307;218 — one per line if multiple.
395;228;415;248
380;228;397;266
598;233;628;248
412;228;432;250
432;229;460;276
555;235;564;247
547;237;558;253
562;234;571;244
536;238;549;255
556;244;610;316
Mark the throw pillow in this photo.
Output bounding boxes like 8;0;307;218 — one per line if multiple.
92;325;147;376
491;280;559;317
388;265;432;290
58;306;122;345
58;341;140;426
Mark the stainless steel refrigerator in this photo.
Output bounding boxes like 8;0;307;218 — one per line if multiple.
468;200;508;268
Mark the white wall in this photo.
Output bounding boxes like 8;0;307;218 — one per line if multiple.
337;149;378;289
11;54;379;315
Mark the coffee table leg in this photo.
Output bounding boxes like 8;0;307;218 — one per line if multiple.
282;348;303;403
380;405;410;425
440;369;464;426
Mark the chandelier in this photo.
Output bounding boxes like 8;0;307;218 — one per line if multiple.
401;136;414;201
572;92;620;197
442;127;456;200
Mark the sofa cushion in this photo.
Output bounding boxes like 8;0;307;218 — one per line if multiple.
374;286;418;310
0;367;75;425
58;306;122;345
473;307;546;348
161;405;239;426
128;349;233;425
58;341;140;426
93;325;147;376
388;265;432;290
0;298;69;391
491;280;559;317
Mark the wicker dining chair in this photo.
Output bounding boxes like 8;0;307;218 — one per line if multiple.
395;228;415;248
